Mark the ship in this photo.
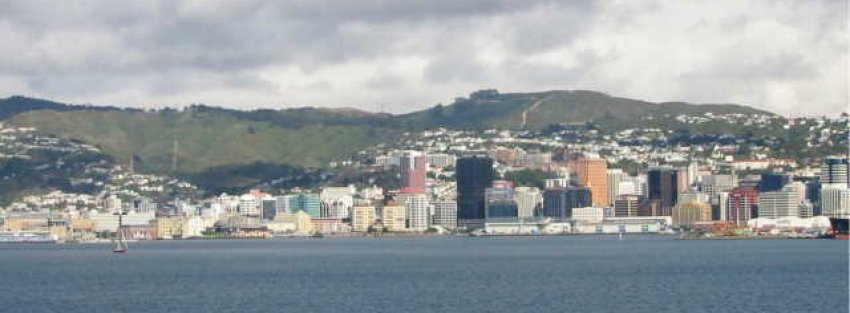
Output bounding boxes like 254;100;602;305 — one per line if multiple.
0;232;57;243
828;217;849;239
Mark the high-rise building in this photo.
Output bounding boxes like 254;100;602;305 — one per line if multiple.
288;193;321;218
672;201;712;226
700;174;737;198
759;172;790;193
456;156;494;227
542;187;591;219
400;151;427;193
727;187;758;225
648;167;678;214
614;194;641;217
485;181;518;219
713;192;729;221
432;200;458;229
757;190;798;218
607;169;624;206
514;187;542;218
821;186;850;218
578;158;608;206
320;186;355;219
677;191;709;205
821;157;849;187
351;206;376;232
381;204;407;231
397;192;430;231
261;197;277;220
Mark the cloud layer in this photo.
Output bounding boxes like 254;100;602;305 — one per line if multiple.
0;0;845;115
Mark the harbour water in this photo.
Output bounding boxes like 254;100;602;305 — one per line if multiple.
0;236;847;313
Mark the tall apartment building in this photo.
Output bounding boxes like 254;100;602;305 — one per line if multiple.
821;186;850;218
400;151;427;193
607;169;624;206
432;200;458;229
397;193;430;231
351;206;376;232
727;187;758;225
578;158;608;207
648;166;678;214
821;157;849;187
381;204;407;231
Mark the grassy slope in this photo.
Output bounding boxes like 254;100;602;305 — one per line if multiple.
9;110;395;173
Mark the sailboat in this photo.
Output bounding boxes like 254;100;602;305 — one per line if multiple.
113;208;128;253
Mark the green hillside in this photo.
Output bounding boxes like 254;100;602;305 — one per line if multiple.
8;109;396;173
399;89;772;130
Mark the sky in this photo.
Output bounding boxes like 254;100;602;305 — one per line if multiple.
0;0;846;116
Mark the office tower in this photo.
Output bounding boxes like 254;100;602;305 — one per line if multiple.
677;191;709;204
821;186;850;218
456;156;494;227
400;151;427;193
672;201;712;226
821;157;849;187
578;158;608;206
321;186;355;219
485;181;518;219
757;189;798;218
381;204;407;231
713;192;729;221
759;172;790;192
351;206;376;232
805;178;822;215
275;195;292;213
514;187;542;218
545;178;569;189
700;174;737;198
676;168;690;192
614;194;641;217
607;169;624;206
288;193;321;218
432;200;458;229
542;187;591;219
686;161;699;186
261;197;277;220
727;187;758;225
397;192;430;231
238;194;260;217
648;167;678;214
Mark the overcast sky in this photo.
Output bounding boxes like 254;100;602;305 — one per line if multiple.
0;0;846;115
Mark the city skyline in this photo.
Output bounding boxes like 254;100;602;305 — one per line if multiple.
0;0;845;116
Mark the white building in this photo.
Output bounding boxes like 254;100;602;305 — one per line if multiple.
397;193;430;231
321;186;356;219
514;187;541;218
757;190;798;219
822;186;850;218
607;169;623;206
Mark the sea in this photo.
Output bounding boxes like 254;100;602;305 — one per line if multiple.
0;236;847;313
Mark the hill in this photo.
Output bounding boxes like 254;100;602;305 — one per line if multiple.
398;89;772;130
8;108;397;173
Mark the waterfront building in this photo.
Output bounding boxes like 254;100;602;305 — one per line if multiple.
261;197;277;220
578;157;608;207
351;206;377;232
152;215;185;239
672;201;712;227
607;169;624;206
381;204;407;231
320;186;355;219
821;186;850;218
397;193;430;231
514;187;542;218
727;187;758;225
757;190;798;218
542;187;591;219
400;151;427;193
456;156;494;227
648;166;678;215
485;181;518;219
287;193;321;218
275;195;292;213
432;200;458;229
238;194;260;217
274;211;314;234
821;157;849;187
571;207;604;222
614;194;641;217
